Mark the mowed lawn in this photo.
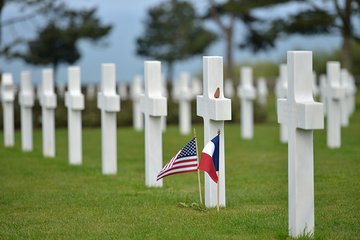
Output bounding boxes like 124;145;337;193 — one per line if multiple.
0;94;359;239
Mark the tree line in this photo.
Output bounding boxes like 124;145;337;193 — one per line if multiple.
137;0;360;81
0;0;359;82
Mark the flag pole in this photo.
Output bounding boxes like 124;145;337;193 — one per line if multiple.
217;129;220;212
194;128;203;204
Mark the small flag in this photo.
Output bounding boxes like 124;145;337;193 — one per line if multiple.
198;134;219;183
157;138;198;181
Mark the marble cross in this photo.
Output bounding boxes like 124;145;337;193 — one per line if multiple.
1;73;15;147
257;77;268;106
238;67;256;139
277;51;324;237
178;72;192;135
97;64;120;175
65;67;85;165
277;64;288;143
130;75;144;131
197;56;231;207
326;62;343;148
141;61;167;187
19;71;35;151
41;69;57;157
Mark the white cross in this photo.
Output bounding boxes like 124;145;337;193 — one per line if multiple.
131;75;144;131
197;56;231;207
277;51;324;237
238;67;256;139
41;69;57;157
257;77;268;106
1;73;15;147
326;62;344;148
141;61;167;187
178;72;192;135
277;64;288;143
319;74;327;116
97;64;120;175
19;71;35;151
65;66;84;165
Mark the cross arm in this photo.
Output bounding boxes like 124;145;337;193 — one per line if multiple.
277;99;324;130
197;96;231;121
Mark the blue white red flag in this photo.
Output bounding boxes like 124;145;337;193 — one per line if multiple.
157;138;198;181
198;134;219;183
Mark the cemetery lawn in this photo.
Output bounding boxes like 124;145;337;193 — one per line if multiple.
1;95;360;240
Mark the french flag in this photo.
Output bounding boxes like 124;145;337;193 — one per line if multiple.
198;134;219;183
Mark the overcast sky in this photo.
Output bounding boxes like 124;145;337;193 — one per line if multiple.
0;0;341;85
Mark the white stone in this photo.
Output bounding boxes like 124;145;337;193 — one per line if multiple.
326;62;343;148
276;64;288;143
19;71;35;151
277;51;324;237
319;74;327;115
178;72;192;135
312;72;319;97
97;64;120;175
41;69;57;157
118;83;128;100
257;77;268;106
1;73;15;147
65;67;84;165
86;83;96;100
224;79;235;98
141;61;167;187
238;67;256;139
197;56;231;208
130;75;144;131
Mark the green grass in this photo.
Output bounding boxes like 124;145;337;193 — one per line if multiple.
0;94;359;239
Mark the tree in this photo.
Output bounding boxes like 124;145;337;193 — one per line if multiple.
204;0;287;81
0;0;66;54
269;0;360;71
7;7;112;80
136;0;217;82
0;1;112;80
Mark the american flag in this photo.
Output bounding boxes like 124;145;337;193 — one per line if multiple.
157;138;198;181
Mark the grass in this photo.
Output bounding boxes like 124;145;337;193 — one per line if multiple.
0;94;359;239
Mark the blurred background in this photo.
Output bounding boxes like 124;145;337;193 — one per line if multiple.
0;0;358;84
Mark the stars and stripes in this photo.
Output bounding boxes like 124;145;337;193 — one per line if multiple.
157;138;198;181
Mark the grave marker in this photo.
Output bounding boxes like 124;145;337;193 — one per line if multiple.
197;56;231;207
1;73;15;147
326;62;343;148
97;64;120;174
19;71;35;151
238;67;256;139
178;72;192;135
131;75;144;131
257;77;268;106
65;67;84;165
277;64;288;143
41;69;57;157
319;74;327;115
277;51;324;237
141;61;167;187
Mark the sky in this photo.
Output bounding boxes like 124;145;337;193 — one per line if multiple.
0;0;341;86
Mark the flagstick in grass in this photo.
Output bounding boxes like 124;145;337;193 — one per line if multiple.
193;128;203;205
